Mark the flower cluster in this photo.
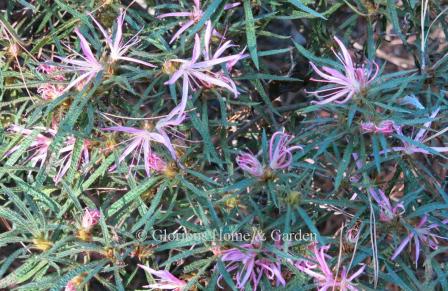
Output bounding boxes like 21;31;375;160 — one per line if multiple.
219;236;286;290
3;125;89;183
2;2;448;291
295;243;366;291
308;37;379;105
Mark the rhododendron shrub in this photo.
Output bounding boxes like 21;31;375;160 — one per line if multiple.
0;0;447;290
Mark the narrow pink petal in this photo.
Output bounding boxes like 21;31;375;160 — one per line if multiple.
347;265;366;281
213;40;235;60
191;34;201;63
74;28;96;64
391;234;412;260
117;56;156;67
204;21;213;60
429;146;448;152
102;126;145;134
333;36;354;74
191;54;242;69
89;13;112;47
414;235;421;265
157;12;193;19
189;70;235;93
165;69;185;85
313;89;352;105
309;62;351;86
62;72;91;93
194;0;201;9
118;138;141;164
415;107;440;142
113;9;125;51
224;2;241;9
169;20;195;44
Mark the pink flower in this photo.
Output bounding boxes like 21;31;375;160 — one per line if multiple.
308;36;379;105
346;224;361;244
89;9;155;67
269;131;302;170
236;152;264;177
37;63;66;81
360;120;395;135
391;215;448;265
37;63;66;100
37;84;65;100
81;208;101;230
220;239;285;290
368;188;404;222
295;243;365;291
4;125;53;168
165;24;243;106
158;1;240;44
102;126;178;176
4;125;90;183
147;152;168;172
56;28;103;92
138;265;187;290
64;281;77;291
53;136;90;183
236;131;301;177
360;121;376;134
155;96;188;152
385;108;448;155
375;120;395;135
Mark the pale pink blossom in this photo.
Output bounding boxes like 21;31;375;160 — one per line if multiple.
138;265;187;290
220;238;285;290
360;120;395;135
56;28;103;92
37;84;65;100
158;1;240;44
81;208;101;230
37;64;65;81
308;36;379;105
4;125;53;168
64;281;77;291
102;126;178;176
360;121;376;134
53;136;90;183
295;243;365;291
147;152;168;172
385;108;448;155
269;131;302;170
236;152;264;177
375;120;395;135
391;215;448;265
37;64;66;100
346;224;361;244
165;23;243;106
236;131;301;177
89;9;155;67
155;95;188;152
4;125;90;183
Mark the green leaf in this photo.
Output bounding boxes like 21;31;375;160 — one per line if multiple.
50;261;108;291
334;138;353;190
288;0;327;19
105;176;161;218
243;0;259;69
0;260;47;289
386;0;407;45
